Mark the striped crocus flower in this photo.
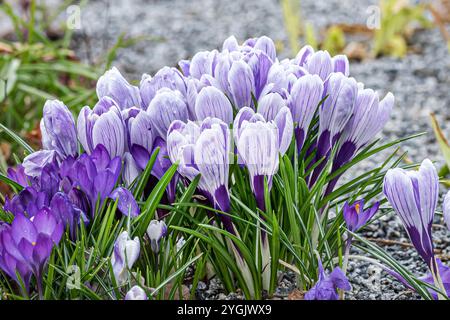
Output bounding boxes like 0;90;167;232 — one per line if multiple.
383;159;439;271
309;72;357;186
167;117;234;232
287;74;324;153
234;107;293;211
325;89;394;195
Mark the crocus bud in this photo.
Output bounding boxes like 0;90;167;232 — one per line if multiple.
147;88;188;140
125;285;147;300
77;101;126;158
139;67;187;109
109;187;140;217
234;107;293;210
318;73;357;158
257;92;285;121
383;159;438;269
288;74;324;152
96;67;141;110
111;231;140;285
127;109;153;152
228;60;255;109
254;36;276;62
40;100;78;158
195;86;233;124
146;220;167;253
444;191;450;231
305;50;333;81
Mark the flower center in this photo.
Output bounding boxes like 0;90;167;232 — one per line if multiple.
355;203;361;214
32;242;36;246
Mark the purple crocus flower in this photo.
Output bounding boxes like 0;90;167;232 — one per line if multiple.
0;209;63;294
334;90;394;170
167;117;234;232
70;145;122;216
343;200;380;232
195;86;233;124
50;192;84;239
126;108;154;152
109;187;140;217
96;67;142;110
77;99;126;158
304;259;351;300
443;191;450;231
228;60;256;109
40;100;78;159
147;88;189;140
304;50;333;81
287;74;324;153
383;159;439;270
309;73;357;186
234;107;293;211
139;67;187;109
6;164;29;187
257;92;286;121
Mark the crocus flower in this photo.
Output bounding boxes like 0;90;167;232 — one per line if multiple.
22;150;56;177
343;200;380;232
334;90;394;170
304;259;351;300
195;86;233;124
304;50;333;81
0;209;63;293
234;107;293;211
318;73;358;156
77;98;126;158
40;100;78;159
140;67;187;109
96;67;142;110
146;220;167;253
228;60;256;109
70;145;121;215
444;191;450;231
309;72;357;186
111;231;140;285
147;88;189;140
168;118;232;216
125;285;148;300
109;187;140;217
287;74;324;152
257;92;286;121
383;159;439;270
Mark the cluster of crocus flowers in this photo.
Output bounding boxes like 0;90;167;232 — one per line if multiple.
0;210;63;296
1;35;397;299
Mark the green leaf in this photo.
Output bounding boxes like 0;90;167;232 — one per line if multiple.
0;122;34;155
133;163;178;237
430;113;450;173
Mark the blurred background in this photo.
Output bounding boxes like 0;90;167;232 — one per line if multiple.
0;0;449;177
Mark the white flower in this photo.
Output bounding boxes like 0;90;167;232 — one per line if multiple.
146;220;167;253
111;231;140;285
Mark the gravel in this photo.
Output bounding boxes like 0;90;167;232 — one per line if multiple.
3;0;450;300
